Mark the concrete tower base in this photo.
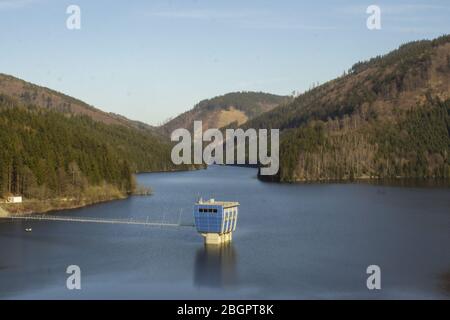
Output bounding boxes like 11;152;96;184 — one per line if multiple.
202;232;233;245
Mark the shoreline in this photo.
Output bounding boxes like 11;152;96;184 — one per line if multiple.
137;165;207;175
257;172;450;188
0;166;205;217
3;168;448;218
0;194;128;217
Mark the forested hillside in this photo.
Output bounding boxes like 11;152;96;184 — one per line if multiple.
248;35;450;182
160;91;290;135
0;73;157;132
0;94;188;204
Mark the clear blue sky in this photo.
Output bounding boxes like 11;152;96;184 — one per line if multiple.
1;0;449;125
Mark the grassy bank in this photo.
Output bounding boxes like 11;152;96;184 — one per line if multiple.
0;185;127;216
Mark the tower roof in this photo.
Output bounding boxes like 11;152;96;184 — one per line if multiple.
196;199;239;209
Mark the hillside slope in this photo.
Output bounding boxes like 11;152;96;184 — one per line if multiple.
244;35;450;182
0;94;188;198
159;91;290;135
0;88;195;213
0;73;156;132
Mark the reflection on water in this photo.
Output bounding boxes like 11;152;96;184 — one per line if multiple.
194;244;237;288
363;178;450;188
1;166;449;298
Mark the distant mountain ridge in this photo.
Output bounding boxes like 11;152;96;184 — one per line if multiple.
0;73;156;132
159;91;290;135
0;75;194;208
2;34;449;190
244;35;450;182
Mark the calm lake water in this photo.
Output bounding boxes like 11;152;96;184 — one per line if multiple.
1;166;449;299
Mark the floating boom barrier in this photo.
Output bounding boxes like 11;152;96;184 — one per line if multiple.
2;214;194;228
